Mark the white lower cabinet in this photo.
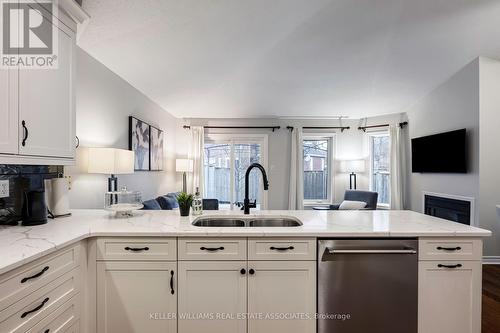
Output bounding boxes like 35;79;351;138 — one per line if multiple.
177;257;316;333
418;261;482;333
178;261;247;333
247;261;316;333
96;261;177;333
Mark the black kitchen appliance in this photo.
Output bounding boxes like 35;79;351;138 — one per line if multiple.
22;190;48;226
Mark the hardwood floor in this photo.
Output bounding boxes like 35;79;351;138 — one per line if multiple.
482;265;500;333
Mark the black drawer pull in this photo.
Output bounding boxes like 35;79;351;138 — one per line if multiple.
240;268;246;275
249;269;255;275
200;246;224;252
44;330;50;333
270;246;295;251
438;264;463;269
21;297;49;318
436;246;462;251
124;246;149;252
170;270;175;295
21;120;29;146
21;266;49;284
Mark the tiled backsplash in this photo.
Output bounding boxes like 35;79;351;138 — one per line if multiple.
0;165;63;225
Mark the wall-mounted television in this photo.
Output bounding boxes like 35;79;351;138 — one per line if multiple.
411;129;467;173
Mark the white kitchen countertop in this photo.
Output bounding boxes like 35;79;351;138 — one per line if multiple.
0;209;491;275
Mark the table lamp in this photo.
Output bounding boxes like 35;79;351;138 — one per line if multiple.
88;148;135;192
176;159;193;193
339;159;365;190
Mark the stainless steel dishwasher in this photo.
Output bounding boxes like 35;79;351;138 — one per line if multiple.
318;239;418;333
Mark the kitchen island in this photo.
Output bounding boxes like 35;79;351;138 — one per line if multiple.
0;209;491;333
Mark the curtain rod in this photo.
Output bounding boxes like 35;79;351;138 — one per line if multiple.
358;121;408;132
286;126;350;132
183;125;281;132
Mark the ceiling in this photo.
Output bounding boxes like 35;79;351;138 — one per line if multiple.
78;0;500;119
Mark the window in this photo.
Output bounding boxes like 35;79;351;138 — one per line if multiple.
204;135;267;210
369;133;390;206
303;136;334;204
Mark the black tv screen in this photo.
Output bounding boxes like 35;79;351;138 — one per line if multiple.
411;129;467;173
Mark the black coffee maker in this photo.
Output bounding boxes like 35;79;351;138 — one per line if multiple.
22;190;48;226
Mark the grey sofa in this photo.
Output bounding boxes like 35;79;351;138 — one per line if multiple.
315;190;379;210
142;192;219;211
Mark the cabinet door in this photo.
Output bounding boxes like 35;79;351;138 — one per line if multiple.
418;261;481;333
248;261;316;333
18;23;75;158
97;261;177;333
178;261;247;333
0;67;18;154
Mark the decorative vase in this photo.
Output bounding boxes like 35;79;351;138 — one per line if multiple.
179;205;191;217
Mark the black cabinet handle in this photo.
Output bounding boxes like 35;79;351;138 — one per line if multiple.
21;266;49;284
270;246;295;251
21;120;29;146
200;246;224;252
170;270;175;295
436;246;461;251
44;330;50;333
124;247;149;252
75;136;80;149
240;268;246;275
438;264;463;269
249;269;255;275
21;297;49;318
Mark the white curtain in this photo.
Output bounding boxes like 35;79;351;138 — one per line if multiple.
390;124;406;210
288;127;304;210
188;126;204;195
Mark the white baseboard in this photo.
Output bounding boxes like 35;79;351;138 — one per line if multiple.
482;256;500;264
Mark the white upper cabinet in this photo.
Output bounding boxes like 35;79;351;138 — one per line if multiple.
0;2;78;164
18;16;75;159
0;68;18;154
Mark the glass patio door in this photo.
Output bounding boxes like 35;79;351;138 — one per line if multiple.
204;135;267;210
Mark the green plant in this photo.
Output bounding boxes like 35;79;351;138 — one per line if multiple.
176;192;193;208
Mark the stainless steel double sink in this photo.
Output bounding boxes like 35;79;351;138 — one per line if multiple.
192;216;303;227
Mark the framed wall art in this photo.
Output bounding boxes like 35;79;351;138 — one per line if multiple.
129;116;150;171
150;125;164;171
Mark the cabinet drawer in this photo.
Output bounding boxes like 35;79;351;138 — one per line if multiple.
97;238;176;261
0;243;81;311
65;321;80;333
178;238;247;260
248;238;316;260
0;269;80;333
25;295;80;333
419;238;482;261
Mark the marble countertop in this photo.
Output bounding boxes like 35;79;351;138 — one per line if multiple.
0;209;491;275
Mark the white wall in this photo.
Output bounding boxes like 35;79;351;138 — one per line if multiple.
405;59;480;224
177;113;404;209
66;48;178;208
479;57;500;258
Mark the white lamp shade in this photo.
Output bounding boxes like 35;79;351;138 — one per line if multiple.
339;159;366;173
176;159;194;172
87;148;134;175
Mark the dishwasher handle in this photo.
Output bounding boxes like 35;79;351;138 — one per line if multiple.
327;248;417;255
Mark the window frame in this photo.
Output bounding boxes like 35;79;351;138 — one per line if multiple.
367;130;391;209
302;133;336;206
204;133;269;210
